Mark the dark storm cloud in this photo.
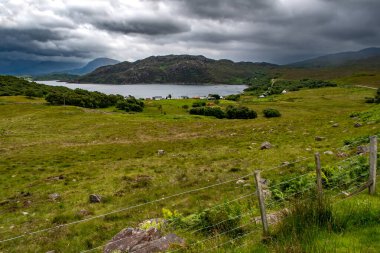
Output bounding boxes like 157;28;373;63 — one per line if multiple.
0;0;379;64
95;19;190;35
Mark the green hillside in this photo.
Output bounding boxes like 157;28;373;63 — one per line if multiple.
0;80;379;252
77;55;277;84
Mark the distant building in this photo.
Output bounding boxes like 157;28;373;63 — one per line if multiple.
152;96;163;100
180;96;189;99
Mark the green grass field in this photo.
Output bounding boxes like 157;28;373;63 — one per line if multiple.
0;86;379;252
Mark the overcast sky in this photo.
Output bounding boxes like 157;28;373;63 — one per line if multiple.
1;0;379;64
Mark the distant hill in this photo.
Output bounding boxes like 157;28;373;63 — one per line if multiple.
0;57;120;77
65;58;120;75
288;47;380;68
0;59;83;76
77;55;277;84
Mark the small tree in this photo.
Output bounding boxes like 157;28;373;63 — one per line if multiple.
263;108;281;118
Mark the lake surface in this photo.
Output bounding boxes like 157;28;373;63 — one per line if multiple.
38;81;247;98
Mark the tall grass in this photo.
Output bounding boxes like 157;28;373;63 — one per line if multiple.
270;193;380;252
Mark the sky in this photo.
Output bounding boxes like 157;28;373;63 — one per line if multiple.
1;0;379;64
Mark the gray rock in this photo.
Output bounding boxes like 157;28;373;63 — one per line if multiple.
48;193;60;201
89;194;102;203
236;179;245;185
104;227;184;253
260;142;272;150
315;136;325;141
282;161;290;166
332;123;339;127
157;150;165;156
354;122;362;128
324;151;334;155
357;145;368;154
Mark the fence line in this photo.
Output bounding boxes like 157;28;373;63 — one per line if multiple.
0;136;377;253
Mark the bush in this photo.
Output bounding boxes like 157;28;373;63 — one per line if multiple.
225;105;257;119
116;96;144;112
224;94;241;101
192;101;206;107
189;107;226;119
182;104;189;109
263;108;281;118
208;94;221;100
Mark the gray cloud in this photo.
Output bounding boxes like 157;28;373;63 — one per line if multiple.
95;19;190;35
0;0;379;65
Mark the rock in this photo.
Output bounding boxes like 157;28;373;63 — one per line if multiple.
336;152;348;158
104;227;184;253
77;209;92;217
21;211;29;215
281;161;290;166
332;123;339;127
260;142;272;150
236;179;245;185
315;136;325;141
23;200;32;207
89;194;102;203
48;193;61;201
243;183;251;187
357;145;368;154
46;251;55;253
157;150;165;156
354;122;362;128
324;151;334;155
306;148;312;151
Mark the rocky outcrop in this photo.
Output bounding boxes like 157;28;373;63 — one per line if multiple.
104;227;184;253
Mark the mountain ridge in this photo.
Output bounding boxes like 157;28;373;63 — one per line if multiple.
287;47;380;68
76;54;277;84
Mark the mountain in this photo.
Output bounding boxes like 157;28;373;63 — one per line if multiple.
77;55;277;84
65;58;120;75
0;59;83;76
288;47;380;68
0;57;120;77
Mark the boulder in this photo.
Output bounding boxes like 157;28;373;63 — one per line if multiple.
323;151;334;155
354;122;362;128
48;193;61;201
332;123;339;127
157;150;165;156
260;142;272;150
357;145;368;154
89;194;102;203
236;179;245;185
315;136;325;141
103;227;184;253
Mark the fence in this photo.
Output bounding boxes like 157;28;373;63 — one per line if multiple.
0;136;378;252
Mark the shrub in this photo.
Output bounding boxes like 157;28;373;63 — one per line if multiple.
192;101;206;107
208;94;221;100
116;96;144;112
182;104;189;109
263;108;281;118
225;105;257;119
224;94;241;101
189;107;226;119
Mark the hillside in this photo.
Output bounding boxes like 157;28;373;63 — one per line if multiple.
0;85;379;252
288;47;380;68
65;58;120;75
77;55;277;84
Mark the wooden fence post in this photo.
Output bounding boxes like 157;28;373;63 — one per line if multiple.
254;170;269;235
315;153;323;197
369;136;377;195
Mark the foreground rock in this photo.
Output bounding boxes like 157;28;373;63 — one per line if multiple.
89;194;102;203
260;142;272;150
104;227;184;253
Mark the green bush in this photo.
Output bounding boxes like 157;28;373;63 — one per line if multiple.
224;94;241;101
189;107;226;119
192;101;206;107
225;105;257;119
116;96;144;112
263;108;281;118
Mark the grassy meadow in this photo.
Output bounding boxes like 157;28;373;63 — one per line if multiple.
0;86;379;252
